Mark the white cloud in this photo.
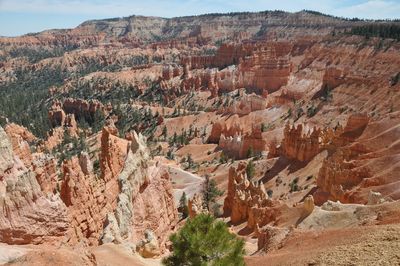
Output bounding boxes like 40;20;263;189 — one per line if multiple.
335;0;400;19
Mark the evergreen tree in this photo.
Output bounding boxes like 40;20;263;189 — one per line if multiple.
187;154;194;169
261;123;266;132
166;148;175;160
171;132;178;145
179;192;189;219
162;125;168;140
162;214;245;266
246;146;254;158
219;151;228;164
246;160;255;179
203;175;223;212
91;109;106;133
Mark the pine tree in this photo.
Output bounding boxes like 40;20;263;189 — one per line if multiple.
203;175;223;212
162;214;245;266
247;146;254;158
261;123;266;132
179;192;189;219
162;125;168;140
187;154;193;169
166;148;175;160
172;132;177;145
246;160;255;179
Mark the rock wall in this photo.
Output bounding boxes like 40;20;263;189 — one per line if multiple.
313;114;400;205
222;93;267;115
4;123;36;166
0;123;178;251
314;147;372;205
63;98;105;122
0;126;69;244
100;131;178;252
188;193;207;218
60;155;111;245
223;162;272;229
239;42;292;92
281;123;321;162
208;121;244;144
131;162;178;252
179;42;293;96
219;127;267;159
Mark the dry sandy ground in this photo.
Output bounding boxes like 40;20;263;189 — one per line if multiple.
2;224;399;266
168;165;204;203
91;244;162;266
0;243;163;266
245;224;400;266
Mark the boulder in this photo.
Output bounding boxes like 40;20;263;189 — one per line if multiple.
136;230;161;258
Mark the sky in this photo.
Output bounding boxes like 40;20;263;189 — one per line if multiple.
0;0;399;36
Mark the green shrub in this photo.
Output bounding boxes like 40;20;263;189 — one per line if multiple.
246;161;255;179
163;214;245;266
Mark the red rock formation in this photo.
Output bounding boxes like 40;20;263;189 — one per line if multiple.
208;121;244;144
313;114;400;205
4;124;60;195
188;193;207;218
32;153;59;194
47;102;79;149
238;42;292;93
0;120;178;250
131;162;178;251
219;126;267;159
44;127;64;151
57;128;178;249
281;123;321;162
222;93;267;115
100;131;178;252
64;114;79;137
0;126;69;244
60;155;108;245
162;65;181;80
63;98;105;122
100;126;129;182
223;162;272;228
4;123;36;165
180;43;253;70
322;67;346;90
339;113;370;142
314;148;371;205
48;100;66;128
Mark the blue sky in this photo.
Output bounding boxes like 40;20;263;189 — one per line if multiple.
0;0;399;36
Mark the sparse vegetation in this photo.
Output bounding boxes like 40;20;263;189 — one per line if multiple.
219;151;228;164
307;105;317;117
246;146;254;158
289;177;300;192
